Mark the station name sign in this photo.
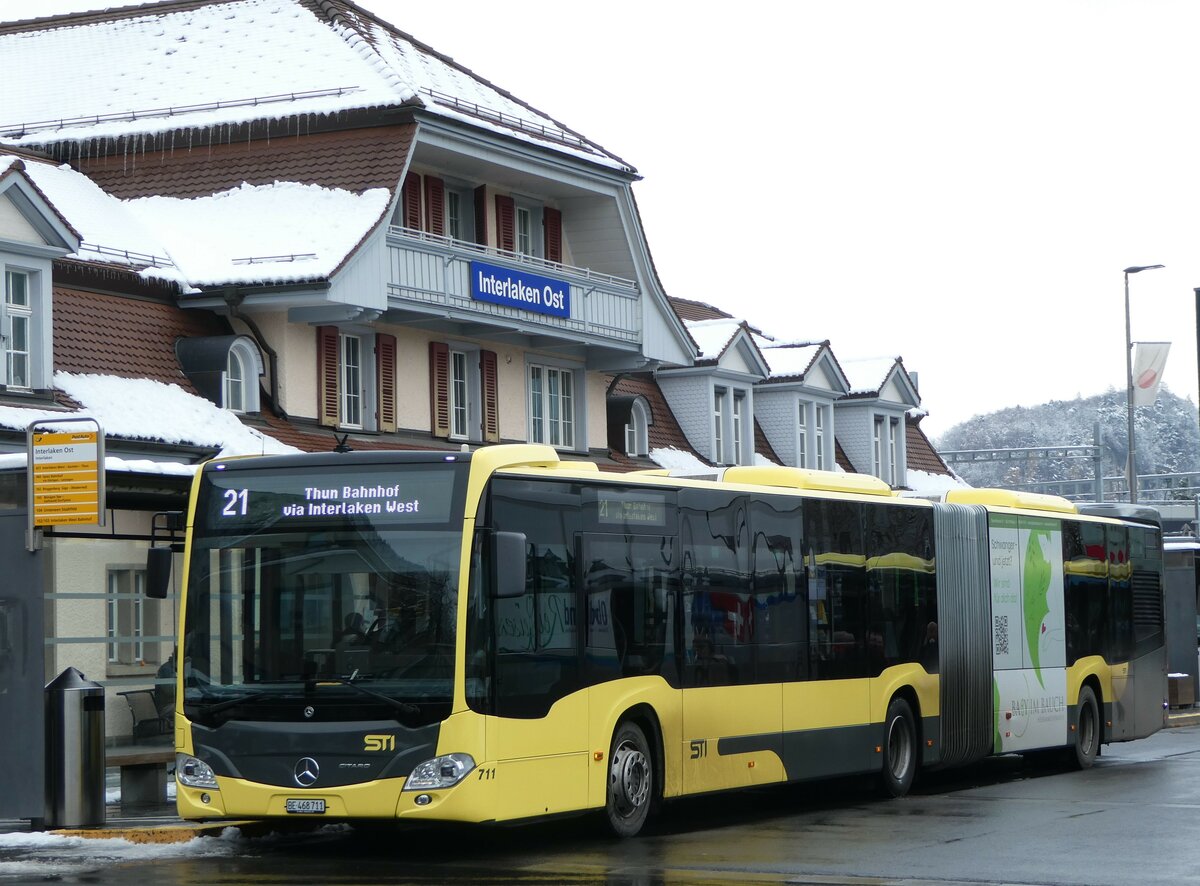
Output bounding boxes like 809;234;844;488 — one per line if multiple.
470;260;570;318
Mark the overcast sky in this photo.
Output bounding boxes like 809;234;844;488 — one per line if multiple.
4;0;1200;439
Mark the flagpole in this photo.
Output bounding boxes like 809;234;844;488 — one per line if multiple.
1123;264;1165;504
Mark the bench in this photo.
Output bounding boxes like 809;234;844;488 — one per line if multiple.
106;742;174;806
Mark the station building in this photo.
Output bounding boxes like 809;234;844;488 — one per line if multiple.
0;0;957;743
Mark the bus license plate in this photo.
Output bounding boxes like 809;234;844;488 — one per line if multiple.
285;798;326;814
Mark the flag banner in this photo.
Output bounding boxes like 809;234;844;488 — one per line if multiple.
1132;341;1170;406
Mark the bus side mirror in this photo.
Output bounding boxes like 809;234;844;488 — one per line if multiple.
491;531;527;599
146;546;173;599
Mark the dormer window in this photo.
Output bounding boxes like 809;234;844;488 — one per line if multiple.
176;334;264;414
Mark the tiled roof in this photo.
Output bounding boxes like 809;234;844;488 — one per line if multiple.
608;372;708;470
53;283;230;391
905;417;952;475
754;418;783;465
668;296;733;322
75;123;416;199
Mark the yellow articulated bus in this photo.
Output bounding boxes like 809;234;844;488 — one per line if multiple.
146;444;1167;836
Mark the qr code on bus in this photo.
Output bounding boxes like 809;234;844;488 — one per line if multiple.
994;614;1009;656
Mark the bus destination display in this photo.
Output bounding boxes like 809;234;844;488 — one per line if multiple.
596;492;667;527
203;465;461;528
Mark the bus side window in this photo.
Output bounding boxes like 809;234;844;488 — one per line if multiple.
751;495;807;682
680;490;750;688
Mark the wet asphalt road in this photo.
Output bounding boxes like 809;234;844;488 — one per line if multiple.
3;723;1199;885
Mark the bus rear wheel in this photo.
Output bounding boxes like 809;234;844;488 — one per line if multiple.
1072;685;1100;770
606;721;653;837
880;697;917;798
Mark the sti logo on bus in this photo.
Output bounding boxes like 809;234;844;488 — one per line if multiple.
364;734;396;752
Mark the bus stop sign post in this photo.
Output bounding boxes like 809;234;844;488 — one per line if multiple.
25;417;106;552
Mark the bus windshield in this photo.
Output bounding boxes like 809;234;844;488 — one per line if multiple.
181;458;467;726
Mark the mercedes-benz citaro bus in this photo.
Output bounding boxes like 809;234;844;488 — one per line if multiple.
145;444;1167;837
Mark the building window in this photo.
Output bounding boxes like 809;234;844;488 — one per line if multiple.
225;349;245;413
451;350;469;439
889;417;901;486
625;398;649;457
340;333;363;428
4;269;31;389
713;387;727;464
529;363;575;448
798;402;809;468
317;327;396;433
815;406;827;470
873;416;884;478
107;568;155;666
732;393;745;465
516;206;533;256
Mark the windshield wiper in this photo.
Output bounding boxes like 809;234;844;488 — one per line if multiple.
311;676;420;717
191;688;282;715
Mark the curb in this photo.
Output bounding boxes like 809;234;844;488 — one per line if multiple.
54;820;261;843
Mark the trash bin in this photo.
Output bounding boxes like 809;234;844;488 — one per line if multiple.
44;667;105;828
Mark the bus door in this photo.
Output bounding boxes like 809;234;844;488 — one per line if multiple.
485;478;589;819
679;491;781;794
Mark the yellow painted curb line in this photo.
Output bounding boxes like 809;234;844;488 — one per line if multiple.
53;821;258;843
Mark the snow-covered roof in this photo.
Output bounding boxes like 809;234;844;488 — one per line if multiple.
0;0;628;171
840;356;902;395
758;342;823;379
0;371;300;459
11;154;171;267
3;152;389;287
128;181;391;285
683;318;743;360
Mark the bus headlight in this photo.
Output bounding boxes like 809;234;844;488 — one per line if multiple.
403;753;475;790
176;753;219;790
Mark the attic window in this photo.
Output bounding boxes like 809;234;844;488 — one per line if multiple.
176;335;263;413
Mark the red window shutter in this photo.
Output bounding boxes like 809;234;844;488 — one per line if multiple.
481;349;499;443
474;186;488;246
424;176;445;236
376;333;397;433
494;195;515;253
429;341;451;438
317;326;340;428
543;206;562;263
401;171;421;230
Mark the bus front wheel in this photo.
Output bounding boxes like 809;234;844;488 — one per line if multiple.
1072;685;1100;770
606;721;653;837
880;697;917;798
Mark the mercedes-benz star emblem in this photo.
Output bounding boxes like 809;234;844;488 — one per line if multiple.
303;706;315;719
294;757;320;787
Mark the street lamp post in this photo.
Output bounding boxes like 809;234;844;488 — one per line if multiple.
1123;264;1165;503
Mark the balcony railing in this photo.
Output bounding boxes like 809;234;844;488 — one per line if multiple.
385;226;641;346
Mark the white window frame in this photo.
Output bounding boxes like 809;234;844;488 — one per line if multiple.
107;568;153;667
340;332;363;429
889;417;901;486
445;184;475;243
873;416;885;479
528;361;578;449
732;392;745;465
815;406;828;470
797;401;809;468
513;199;544;259
3;268;32;390
223;337;262;413
451;349;469;439
713;387;727;464
625;399;649;457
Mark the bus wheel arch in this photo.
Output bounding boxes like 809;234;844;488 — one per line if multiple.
880;691;919;798
1072;682;1101;770
605;705;662;838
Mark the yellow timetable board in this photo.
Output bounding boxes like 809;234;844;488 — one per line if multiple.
31;430;100;526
